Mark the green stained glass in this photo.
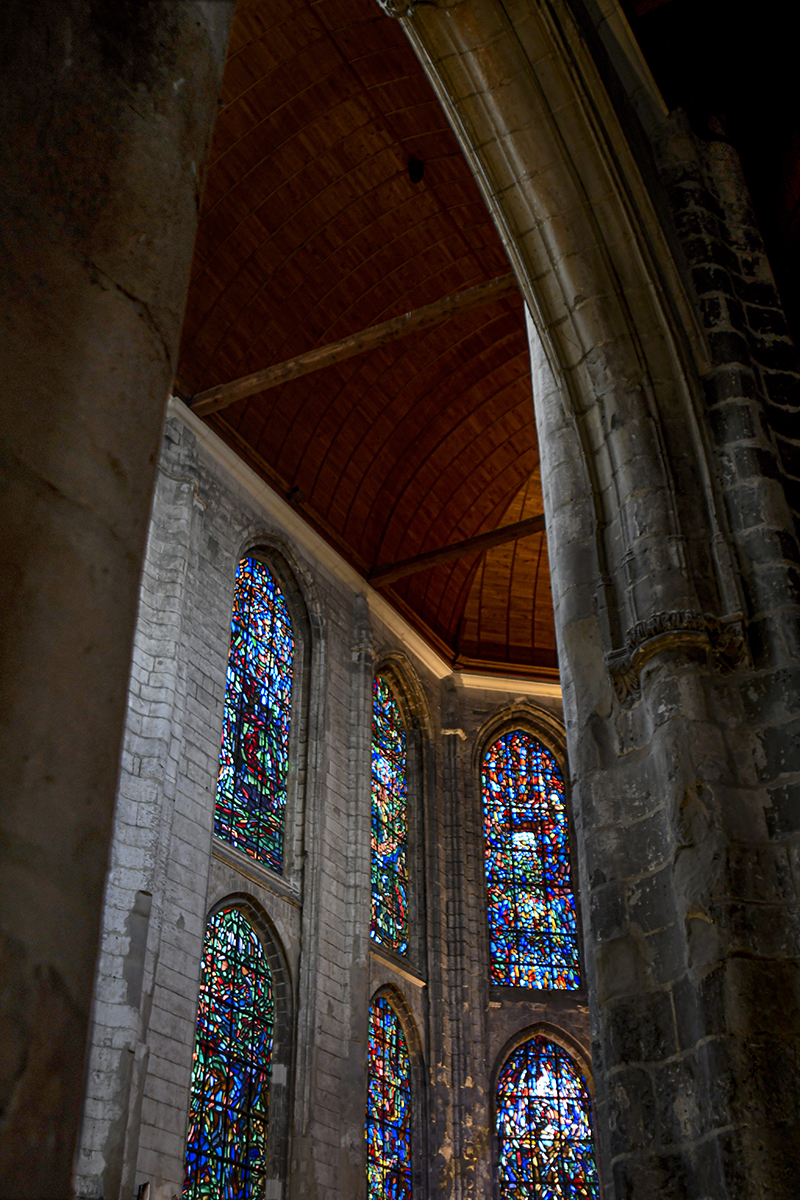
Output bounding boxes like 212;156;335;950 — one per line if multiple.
183;908;273;1200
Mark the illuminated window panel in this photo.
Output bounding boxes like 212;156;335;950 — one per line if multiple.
214;557;293;873
497;1035;599;1200
371;676;409;955
483;731;580;989
184;908;274;1200
366;996;413;1200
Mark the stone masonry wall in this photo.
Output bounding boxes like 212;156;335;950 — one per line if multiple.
75;403;588;1200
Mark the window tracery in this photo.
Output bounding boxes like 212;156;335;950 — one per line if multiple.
184;907;274;1200
371;675;409;955
482;729;580;988
214;556;293;873
496;1034;599;1199
366;995;413;1200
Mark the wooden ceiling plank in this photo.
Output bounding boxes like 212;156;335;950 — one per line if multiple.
369;513;546;587
189;272;517;416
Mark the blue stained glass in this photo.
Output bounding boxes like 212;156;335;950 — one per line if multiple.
366;996;413;1200
184;908;274;1200
214;557;293;873
371;677;409;955
483;731;580;989
497;1035;599;1200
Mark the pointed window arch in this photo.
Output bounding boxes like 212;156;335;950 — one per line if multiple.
184;907;274;1200
366;995;413;1200
370;675;409;955
496;1034;599;1199
214;556;293;873
482;730;580;988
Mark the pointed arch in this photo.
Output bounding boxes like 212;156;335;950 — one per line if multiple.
480;720;580;990
214;545;313;876
370;671;411;956
183;905;275;1199
494;1031;599;1200
366;989;415;1200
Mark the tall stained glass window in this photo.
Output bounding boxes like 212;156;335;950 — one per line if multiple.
366;996;413;1200
214;557;293;874
496;1035;599;1199
184;907;274;1200
371;676;409;955
483;731;580;988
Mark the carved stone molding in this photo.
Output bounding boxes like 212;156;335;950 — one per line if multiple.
608;610;749;702
373;0;415;17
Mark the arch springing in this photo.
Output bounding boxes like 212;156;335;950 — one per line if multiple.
366;995;412;1200
371;676;409;955
184;907;274;1200
214;556;293;873
496;1035;599;1200
483;730;579;988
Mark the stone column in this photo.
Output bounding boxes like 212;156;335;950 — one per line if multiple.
393;0;800;1194
0;3;233;1194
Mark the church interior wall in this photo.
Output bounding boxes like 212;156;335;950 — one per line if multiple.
75;404;583;1200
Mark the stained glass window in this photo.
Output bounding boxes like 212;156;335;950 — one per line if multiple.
184;907;274;1200
366;996;413;1200
371;676;409;955
496;1035;599;1199
214;557;293;873
483;731;580;989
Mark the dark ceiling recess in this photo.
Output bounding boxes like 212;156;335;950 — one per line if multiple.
621;0;800;347
408;156;425;183
176;0;555;678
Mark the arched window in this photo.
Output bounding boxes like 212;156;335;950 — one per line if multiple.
482;730;580;988
371;676;409;955
366;995;413;1200
184;907;274;1200
496;1034;599;1199
214;556;293;873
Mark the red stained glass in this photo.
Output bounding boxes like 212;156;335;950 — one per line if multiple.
483;731;580;989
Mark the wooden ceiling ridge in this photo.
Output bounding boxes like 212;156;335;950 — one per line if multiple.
369;513;546;587
187;271;518;417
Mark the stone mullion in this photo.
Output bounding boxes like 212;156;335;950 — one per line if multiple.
340;596;375;1200
438;730;474;1200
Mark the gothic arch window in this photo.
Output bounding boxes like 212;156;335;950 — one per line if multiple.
366;994;413;1200
184;906;274;1200
371;674;409;955
214;555;294;873
496;1034;599;1199
482;729;580;988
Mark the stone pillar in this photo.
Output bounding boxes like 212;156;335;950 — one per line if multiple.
393;0;800;1194
0;3;233;1194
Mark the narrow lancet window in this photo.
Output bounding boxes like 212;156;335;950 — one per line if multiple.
371;676;409;955
184;907;274;1200
366;996;412;1200
497;1035;599;1199
214;556;293;873
483;730;580;988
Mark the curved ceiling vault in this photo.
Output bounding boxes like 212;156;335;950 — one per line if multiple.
176;0;557;676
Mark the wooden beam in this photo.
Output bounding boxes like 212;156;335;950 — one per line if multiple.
189;273;518;417
369;513;546;587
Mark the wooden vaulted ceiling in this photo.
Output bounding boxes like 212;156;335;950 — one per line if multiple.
176;0;557;676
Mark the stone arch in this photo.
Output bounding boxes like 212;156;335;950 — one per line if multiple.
371;654;431;969
216;541;316;885
400;0;743;674
368;984;428;1200
201;893;294;1192
491;1024;600;1199
475;711;585;992
493;1022;595;1101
